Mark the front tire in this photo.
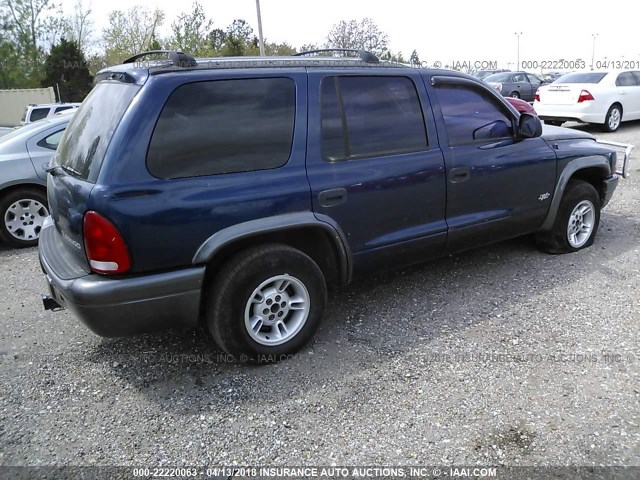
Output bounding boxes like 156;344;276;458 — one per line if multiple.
0;188;49;248
603;104;622;132
207;244;327;363
536;180;600;254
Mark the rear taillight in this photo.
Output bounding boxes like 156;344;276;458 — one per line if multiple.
83;211;131;274
578;90;594;103
534;89;540;102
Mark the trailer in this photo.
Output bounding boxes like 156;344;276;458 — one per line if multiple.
0;87;56;127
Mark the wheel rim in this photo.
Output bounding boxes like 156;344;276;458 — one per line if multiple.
244;274;310;346
608;108;621;130
511;92;519;98
567;200;595;248
3;198;49;242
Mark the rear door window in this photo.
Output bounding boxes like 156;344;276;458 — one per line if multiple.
147;77;296;179
435;84;514;146
37;129;65;150
54;82;139;181
616;72;638;86
320;76;428;161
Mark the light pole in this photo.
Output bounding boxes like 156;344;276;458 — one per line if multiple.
255;0;265;56
591;33;598;70
514;32;522;70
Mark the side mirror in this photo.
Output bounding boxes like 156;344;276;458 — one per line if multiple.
518;113;543;139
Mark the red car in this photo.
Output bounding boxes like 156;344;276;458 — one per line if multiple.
506;96;537;115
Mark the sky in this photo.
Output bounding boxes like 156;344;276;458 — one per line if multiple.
60;0;640;71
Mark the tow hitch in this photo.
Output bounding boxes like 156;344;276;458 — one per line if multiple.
42;295;64;312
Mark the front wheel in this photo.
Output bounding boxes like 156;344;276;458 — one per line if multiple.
0;188;49;248
535;180;601;254
207;244;327;363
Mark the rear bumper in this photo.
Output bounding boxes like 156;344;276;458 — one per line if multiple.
534;102;606;124
39;223;205;337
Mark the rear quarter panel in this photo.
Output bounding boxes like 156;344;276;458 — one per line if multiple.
92;69;311;274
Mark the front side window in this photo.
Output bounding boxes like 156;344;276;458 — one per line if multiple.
29;108;49;122
435;84;514;146
320;76;428;161
147;77;296;179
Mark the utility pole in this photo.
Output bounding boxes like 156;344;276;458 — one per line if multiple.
514;32;522;70
255;0;265;56
591;33;598;70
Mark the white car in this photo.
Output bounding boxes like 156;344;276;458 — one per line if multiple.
20;103;81;125
533;70;640;132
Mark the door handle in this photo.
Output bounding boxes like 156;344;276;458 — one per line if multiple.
318;188;347;207
449;167;470;183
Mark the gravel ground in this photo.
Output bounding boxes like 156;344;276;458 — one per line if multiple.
1;122;639;468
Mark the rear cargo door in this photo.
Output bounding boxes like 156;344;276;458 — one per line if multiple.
47;81;140;264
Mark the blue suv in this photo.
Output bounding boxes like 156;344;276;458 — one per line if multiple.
39;50;629;362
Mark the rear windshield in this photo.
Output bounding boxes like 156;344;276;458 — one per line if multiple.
54;82;139;180
554;72;607;84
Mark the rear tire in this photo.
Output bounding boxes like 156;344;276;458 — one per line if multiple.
602;104;622;132
207;244;327;363
545;121;563;127
535;180;600;254
510;91;520;99
0;188;49;248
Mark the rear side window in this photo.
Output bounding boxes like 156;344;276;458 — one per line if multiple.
147;78;295;179
320;76;427;161
435;84;514;146
29;108;49;122
37;129;65;150
616;72;637;87
54;106;73;114
54;82;139;181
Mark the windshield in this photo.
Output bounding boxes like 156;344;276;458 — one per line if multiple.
554;72;608;84
54;82;139;181
484;72;514;82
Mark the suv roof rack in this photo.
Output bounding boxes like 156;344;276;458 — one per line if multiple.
123;50;197;68
294;49;379;64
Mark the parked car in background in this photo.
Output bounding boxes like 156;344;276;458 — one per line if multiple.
506;96;537;115
541;71;564;83
484;71;546;101
21;103;80;125
472;69;510;80
38;50;626;363
0;115;71;247
534;70;640;132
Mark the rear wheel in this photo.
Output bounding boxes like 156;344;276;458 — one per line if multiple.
510;91;520;99
545;120;563;127
603;104;622;132
0;188;49;248
207;244;327;363
536;180;600;254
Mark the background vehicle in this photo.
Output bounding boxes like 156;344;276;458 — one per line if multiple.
472;69;510;80
39;51;625;363
21;103;80;125
541;71;565;83
534;70;640;132
0;115;70;247
0;87;56;127
484;71;547;101
506;96;537;115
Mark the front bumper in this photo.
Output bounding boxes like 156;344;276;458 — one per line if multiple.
39;223;205;337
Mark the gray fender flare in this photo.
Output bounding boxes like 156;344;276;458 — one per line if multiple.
192;212;352;284
539;156;611;231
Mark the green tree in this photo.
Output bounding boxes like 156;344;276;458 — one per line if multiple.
1;0;60;86
102;6;165;65
325;18;389;57
409;49;420;66
169;2;213;56
220;19;259;56
265;41;296;56
41;37;92;101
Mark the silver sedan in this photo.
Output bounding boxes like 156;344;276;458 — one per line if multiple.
0;115;70;247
